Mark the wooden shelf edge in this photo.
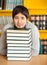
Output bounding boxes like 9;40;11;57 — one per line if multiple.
39;30;47;40
0;10;12;16
39;30;47;33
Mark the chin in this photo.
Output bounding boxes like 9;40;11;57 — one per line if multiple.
17;26;24;28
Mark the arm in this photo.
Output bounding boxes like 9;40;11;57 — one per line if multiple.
0;29;7;55
31;26;40;56
0;23;13;55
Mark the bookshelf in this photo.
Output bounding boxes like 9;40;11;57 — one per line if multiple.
24;0;47;53
0;0;47;54
0;10;47;40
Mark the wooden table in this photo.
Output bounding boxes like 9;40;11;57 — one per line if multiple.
0;55;47;65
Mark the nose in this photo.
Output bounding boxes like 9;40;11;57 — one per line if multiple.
18;18;22;24
17;19;22;26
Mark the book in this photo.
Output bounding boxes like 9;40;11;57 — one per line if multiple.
6;28;31;33
7;42;32;46
7;33;31;37
7;45;31;50
7;28;31;37
7;39;31;44
7;50;31;54
6;0;23;10
7;46;31;53
0;0;3;10
7;56;32;61
7;35;31;40
7;52;31;57
7;28;32;61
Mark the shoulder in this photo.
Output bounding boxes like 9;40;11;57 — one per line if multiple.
26;21;38;30
3;23;14;32
26;21;40;37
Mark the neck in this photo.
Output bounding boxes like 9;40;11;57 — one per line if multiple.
14;25;26;30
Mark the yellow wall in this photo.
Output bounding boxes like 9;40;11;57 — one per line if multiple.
24;0;47;15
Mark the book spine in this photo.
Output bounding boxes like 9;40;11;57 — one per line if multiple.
7;32;31;37
7;52;31;57
7;50;31;54
7;56;31;61
7;39;31;44
7;42;32;46
7;35;31;40
7;45;31;50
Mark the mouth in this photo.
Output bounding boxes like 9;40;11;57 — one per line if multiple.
17;23;22;27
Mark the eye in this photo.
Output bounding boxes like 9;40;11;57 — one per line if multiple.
21;17;25;20
15;16;18;19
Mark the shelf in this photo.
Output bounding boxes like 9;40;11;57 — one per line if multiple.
39;30;47;40
0;9;47;17
0;10;47;40
29;9;47;15
0;10;12;16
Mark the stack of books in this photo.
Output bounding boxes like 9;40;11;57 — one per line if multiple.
6;28;32;61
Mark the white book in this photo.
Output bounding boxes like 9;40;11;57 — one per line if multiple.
7;32;31;37
7;38;31;44
7;29;31;33
7;48;31;51
7;42;32;46
7;52;31;57
7;35;31;40
7;56;31;61
7;50;31;54
7;45;31;50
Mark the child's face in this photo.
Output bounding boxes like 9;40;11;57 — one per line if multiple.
13;13;27;28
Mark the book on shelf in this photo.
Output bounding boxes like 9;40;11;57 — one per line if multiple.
0;0;3;10
41;40;47;54
42;45;47;54
0;0;5;9
30;15;47;30
7;28;32;61
6;0;23;10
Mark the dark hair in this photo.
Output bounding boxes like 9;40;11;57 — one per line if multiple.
12;5;29;19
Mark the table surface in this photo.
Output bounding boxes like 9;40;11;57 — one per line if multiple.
0;55;47;65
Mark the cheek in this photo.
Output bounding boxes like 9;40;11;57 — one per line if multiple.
23;21;26;25
20;21;26;27
13;19;17;25
23;20;26;25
